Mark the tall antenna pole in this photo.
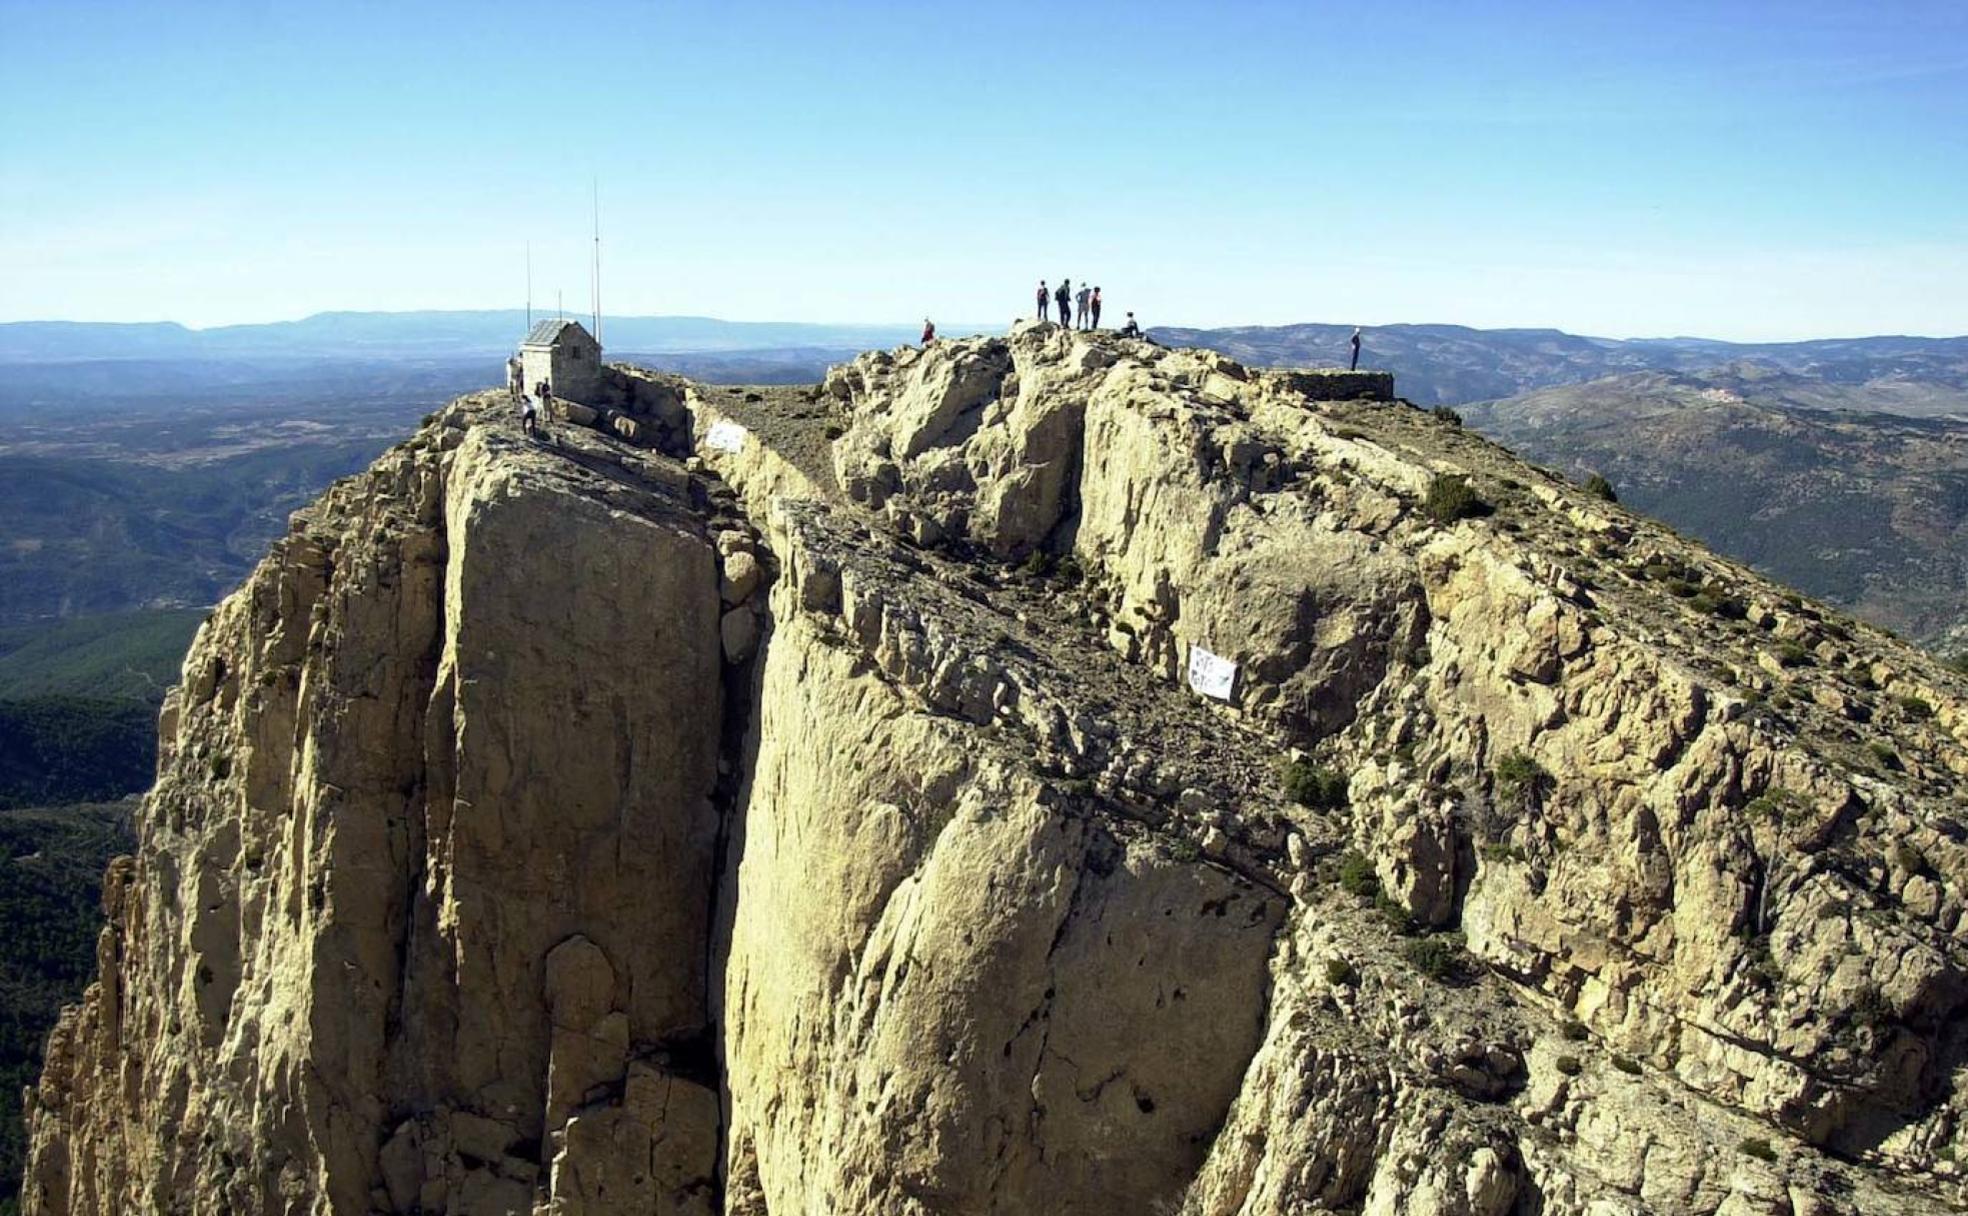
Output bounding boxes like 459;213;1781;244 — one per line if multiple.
557;290;563;322
592;176;602;346
526;241;533;330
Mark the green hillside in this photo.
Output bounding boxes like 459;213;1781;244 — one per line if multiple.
0;801;134;1214
0;698;158;811
0;609;203;702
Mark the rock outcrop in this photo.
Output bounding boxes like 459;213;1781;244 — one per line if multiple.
25;325;1968;1215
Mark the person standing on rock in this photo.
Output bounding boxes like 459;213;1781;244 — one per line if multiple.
1090;287;1102;330
921;317;936;345
1075;283;1091;330
1349;327;1363;371
1055;279;1072;327
1037;280;1050;322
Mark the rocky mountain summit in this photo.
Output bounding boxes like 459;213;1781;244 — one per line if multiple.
22;324;1968;1214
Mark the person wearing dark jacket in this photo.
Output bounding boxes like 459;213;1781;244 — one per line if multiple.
1349;327;1363;371
1090;287;1102;330
1055;279;1072;326
921;317;936;345
1036;280;1049;322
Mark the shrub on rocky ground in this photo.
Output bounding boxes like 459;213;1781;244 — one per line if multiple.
1282;760;1348;810
1402;932;1468;981
1337;850;1379;899
1582;473;1617;502
1423;474;1485;524
1493;751;1551;805
1374;893;1416;936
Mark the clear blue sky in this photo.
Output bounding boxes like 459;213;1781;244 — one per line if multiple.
2;0;1964;340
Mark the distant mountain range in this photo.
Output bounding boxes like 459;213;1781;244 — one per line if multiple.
0;311;931;362
1461;367;1968;648
1153;322;1968;409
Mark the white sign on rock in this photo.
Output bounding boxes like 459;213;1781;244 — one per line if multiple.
1186;644;1238;702
704;419;749;454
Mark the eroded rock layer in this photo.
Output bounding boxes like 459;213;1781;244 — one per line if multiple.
26;325;1968;1215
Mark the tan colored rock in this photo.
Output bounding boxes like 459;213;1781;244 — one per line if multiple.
720;549;761;604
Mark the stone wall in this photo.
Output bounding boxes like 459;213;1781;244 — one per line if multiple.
1265;367;1396;401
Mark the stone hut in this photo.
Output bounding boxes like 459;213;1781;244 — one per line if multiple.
518;318;602;403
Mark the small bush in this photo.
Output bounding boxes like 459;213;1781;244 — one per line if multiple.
1664;578;1698;599
1775;642;1811;668
1337;851;1380;899
1423;474;1486;524
1555;1055;1583;1076
1582;473;1617;502
1947;652;1968;675
1611;1055;1643;1076
1746;788;1804;825
1868;742;1900;771
1374;892;1416;936
1166;836;1200;863
1054;555;1085;585
1324;958;1360;987
1402;933;1468;981
1021;551;1056;577
1691;588;1746;620
1282;760;1348;810
1896;695;1935;720
1493;751;1551;805
1738;1137;1777;1163
1561;1020;1589;1042
1431;406;1463;427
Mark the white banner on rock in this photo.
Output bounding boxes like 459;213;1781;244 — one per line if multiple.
704;419;749;454
1186;644;1238;702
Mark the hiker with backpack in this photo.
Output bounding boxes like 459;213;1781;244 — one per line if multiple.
1055;279;1072;327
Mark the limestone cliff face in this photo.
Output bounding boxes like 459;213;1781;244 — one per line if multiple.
26;326;1968;1215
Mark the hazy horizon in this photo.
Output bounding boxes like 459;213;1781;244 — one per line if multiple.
3;307;1966;348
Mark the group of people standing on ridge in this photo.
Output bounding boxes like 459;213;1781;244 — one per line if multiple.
506;355;548;439
1035;279;1138;336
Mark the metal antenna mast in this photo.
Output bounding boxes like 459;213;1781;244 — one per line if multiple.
526;241;533;330
591;177;602;346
